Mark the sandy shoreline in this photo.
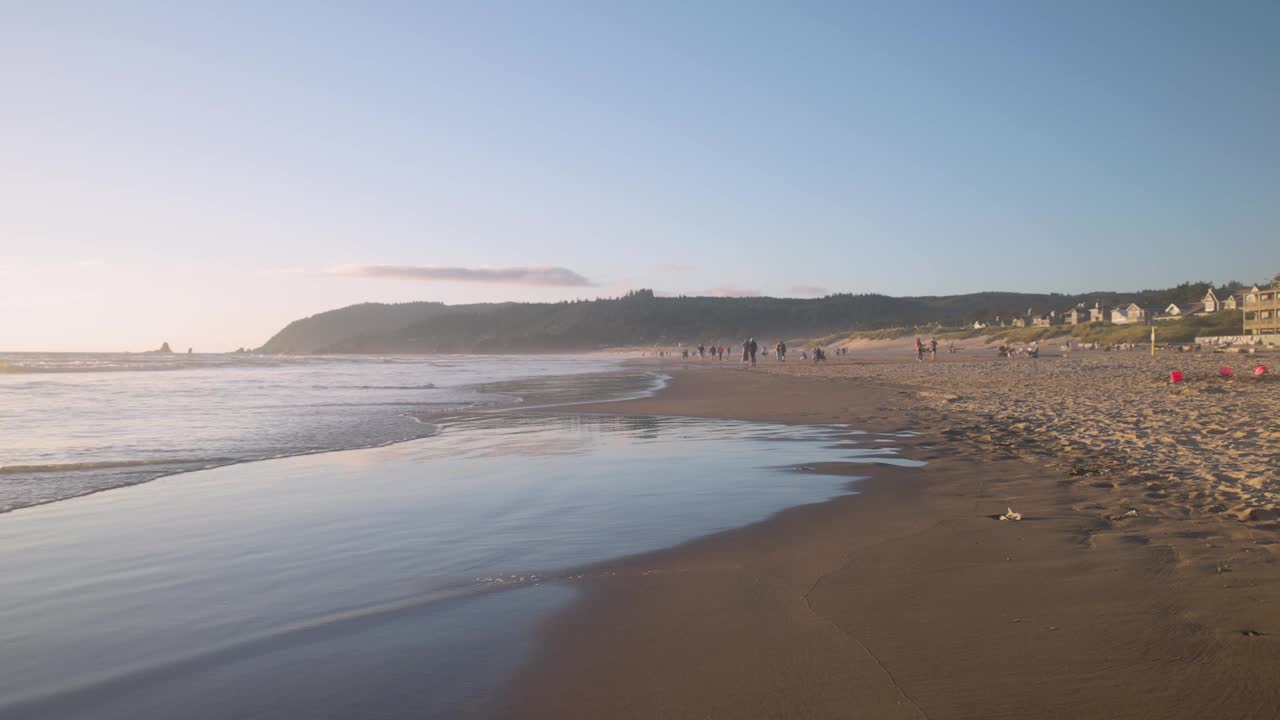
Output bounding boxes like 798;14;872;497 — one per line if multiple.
500;361;1280;719
757;350;1280;522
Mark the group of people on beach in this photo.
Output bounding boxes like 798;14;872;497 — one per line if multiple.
997;343;1039;359
914;336;939;361
654;338;846;366
691;343;727;360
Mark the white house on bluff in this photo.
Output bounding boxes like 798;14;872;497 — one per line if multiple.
1155;301;1205;321
1090;302;1111;323
1202;287;1243;312
1065;306;1090;325
1111;303;1152;324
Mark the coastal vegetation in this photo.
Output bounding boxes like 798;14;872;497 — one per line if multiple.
981;311;1244;345
259;283;1257;354
835;311;1245;348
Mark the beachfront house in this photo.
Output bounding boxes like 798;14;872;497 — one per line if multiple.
1155;302;1205;322
1111;303;1152;325
1009;308;1034;328
1065;306;1091;325
1089;302;1111;323
1202;288;1244;313
1243;280;1280;336
1032;310;1061;327
1202;289;1224;313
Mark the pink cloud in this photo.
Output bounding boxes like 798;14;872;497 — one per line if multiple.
327;264;593;287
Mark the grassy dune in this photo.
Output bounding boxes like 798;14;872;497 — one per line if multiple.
816;311;1244;347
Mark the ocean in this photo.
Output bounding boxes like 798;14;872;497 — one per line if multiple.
0;352;652;513
0;353;919;719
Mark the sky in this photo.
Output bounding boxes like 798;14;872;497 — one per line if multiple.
2;1;1278;351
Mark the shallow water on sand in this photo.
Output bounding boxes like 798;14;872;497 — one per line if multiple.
0;411;921;719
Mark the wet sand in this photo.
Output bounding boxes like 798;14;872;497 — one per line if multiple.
500;364;1280;719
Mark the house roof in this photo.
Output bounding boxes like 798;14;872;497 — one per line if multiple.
1113;303;1151;315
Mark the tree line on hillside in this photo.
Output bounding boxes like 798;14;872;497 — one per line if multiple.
256;280;1262;354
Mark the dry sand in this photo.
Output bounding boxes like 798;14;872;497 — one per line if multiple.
759;349;1280;523
499;354;1280;719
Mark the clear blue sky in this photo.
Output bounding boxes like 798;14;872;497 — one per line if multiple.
3;1;1277;350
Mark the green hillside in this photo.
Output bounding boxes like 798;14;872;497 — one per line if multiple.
257;281;1249;354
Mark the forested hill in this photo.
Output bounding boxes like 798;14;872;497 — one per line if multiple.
257;283;1236;354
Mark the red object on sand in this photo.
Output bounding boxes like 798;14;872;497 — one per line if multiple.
1256;365;1269;377
1169;371;1183;383
1218;366;1234;377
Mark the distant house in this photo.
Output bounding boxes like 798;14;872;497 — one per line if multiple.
1009;307;1034;328
1089;302;1111;324
1155;301;1205;321
1243;280;1280;336
1202;288;1245;313
1032;310;1061;327
1202;289;1223;313
1065;306;1090;325
1111;303;1152;325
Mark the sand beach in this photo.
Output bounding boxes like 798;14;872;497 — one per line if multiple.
501;350;1280;719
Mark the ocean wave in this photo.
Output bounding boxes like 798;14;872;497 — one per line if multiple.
0;363;649;515
308;383;437;390
0;359;286;374
0;458;233;475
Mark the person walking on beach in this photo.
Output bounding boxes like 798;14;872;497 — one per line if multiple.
915;337;924;362
776;340;786;362
748;338;758;366
742;339;750;364
930;337;938;360
718;345;724;361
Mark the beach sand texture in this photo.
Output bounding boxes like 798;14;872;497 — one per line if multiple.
762;350;1279;523
501;358;1280;719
